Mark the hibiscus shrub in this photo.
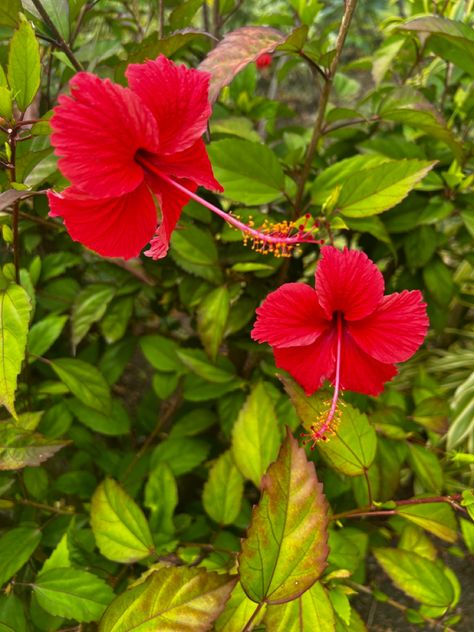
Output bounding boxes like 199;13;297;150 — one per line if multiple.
0;1;473;630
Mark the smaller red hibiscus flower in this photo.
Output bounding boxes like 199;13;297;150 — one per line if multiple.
251;246;429;442
47;55;223;260
255;52;272;69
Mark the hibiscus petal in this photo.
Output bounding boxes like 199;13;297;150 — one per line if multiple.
252;283;330;348
273;330;337;395
51;72;159;198
126;55;212;154
48;184;157;260
144;177;196;260
316;246;385;321
150;139;223;192
339;331;397;396
348;290;428;364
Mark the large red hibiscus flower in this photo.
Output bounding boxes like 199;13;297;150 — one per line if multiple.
251;247;429;440
47;55;223;260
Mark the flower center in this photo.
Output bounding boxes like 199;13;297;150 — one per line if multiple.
302;311;344;448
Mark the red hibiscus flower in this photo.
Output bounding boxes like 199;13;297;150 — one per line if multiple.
251;246;429;441
47;55;223;260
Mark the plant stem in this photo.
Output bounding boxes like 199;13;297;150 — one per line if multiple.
157;0;164;38
30;0;84;72
242;602;264;632
293;0;358;214
331;493;464;521
11;497;76;515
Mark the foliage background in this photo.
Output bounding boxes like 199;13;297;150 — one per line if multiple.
0;0;473;630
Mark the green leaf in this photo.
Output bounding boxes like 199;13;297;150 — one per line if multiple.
373;547;454;607
282;377;376;476
99;296;134;344
99;567;236;631
447;372;474;449
400;17;474;77
197;286;230;360
0;87;13;120
0;0;20;27
177;348;235;383
28;314;67;359
71;284;116;350
0;594;27;632
33;568;114;623
203;451;244;525
215;581;266;632
264;581;335;631
50;358;111;415
67;398;130;436
144;462;178;534
239;430;328;604
396;503;458;543
0;423;68;470
336;160;436;217
407;444;443;494
40;533;71;574
140;334;182;373
150;437;210;476
0;283;32;417
169;0;202;30
232;382;281;487
0;527;41;587
171;225;223;283
7;18;40;112
208;139;285;205
199;26;285;101
423;256;455;307
91;478;155;563
28;0;70;41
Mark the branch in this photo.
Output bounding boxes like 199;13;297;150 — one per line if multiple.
293;0;358;214
30;0;84;72
331;494;465;521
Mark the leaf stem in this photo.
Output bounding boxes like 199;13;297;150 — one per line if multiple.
30;0;84;72
331;493;464;521
293;0;358;214
9;497;76;515
242;601;264;632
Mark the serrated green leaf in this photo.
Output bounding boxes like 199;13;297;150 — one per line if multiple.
0;283;32;417
0;87;13;120
232;382;281;487
407;444;443;494
8;19;40;112
67;398;130;436
374;547;454;607
177;348;235;383
99;296;134;344
264;581;335;631
208;139;285;205
0;527;41;587
40;533;71;575
197;286;230;360
423;256;455;307
336;160;436;217
150;437;210;476
203;451;244;525
282;377;376;476
50;358;111;415
396;503;458;543
171;225;222;283
28;314;67;360
140;334;182;373
0;0;20;27
91;478;155;563
33;568;114;623
0;594;27;632
215;581;266;632
99;566;236;631
28;0;70;40
71;284;116;350
144;462;178;534
0;423;68;470
169;0;202;30
239;430;329;604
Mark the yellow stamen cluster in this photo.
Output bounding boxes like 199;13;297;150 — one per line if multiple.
302;399;345;449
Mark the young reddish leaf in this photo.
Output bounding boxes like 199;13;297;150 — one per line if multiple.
239;429;329;605
0;423;68;470
99;566;236;631
199;26;286;102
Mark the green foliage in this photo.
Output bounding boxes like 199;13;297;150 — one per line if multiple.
0;0;472;630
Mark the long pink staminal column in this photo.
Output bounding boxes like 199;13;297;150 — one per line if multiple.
138;155;322;251
303;312;343;448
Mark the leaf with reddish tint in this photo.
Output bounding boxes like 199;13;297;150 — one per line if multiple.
0;423;68;470
199;26;286;102
99;566;236;631
239;430;329;605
